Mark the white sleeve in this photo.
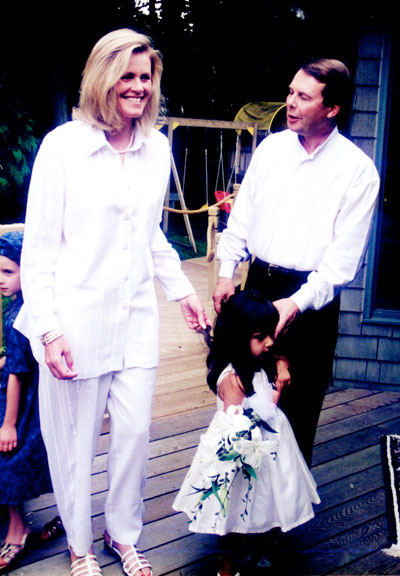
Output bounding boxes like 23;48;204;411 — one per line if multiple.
20;132;65;337
150;145;195;301
151;226;195;301
292;161;380;311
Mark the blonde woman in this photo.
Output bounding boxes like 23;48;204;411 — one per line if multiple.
16;29;209;576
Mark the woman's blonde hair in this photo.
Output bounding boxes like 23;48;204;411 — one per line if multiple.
73;28;163;136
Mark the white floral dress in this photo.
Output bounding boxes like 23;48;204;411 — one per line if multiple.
173;364;320;535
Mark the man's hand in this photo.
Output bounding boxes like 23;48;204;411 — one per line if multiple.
273;298;300;338
213;277;235;314
44;335;78;380
180;294;211;331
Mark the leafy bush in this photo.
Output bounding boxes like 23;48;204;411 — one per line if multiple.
0;74;40;223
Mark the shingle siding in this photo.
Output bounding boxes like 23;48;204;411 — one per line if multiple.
333;30;400;391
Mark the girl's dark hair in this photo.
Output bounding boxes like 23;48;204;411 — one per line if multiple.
206;289;279;397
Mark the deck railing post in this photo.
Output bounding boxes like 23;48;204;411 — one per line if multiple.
206;206;220;302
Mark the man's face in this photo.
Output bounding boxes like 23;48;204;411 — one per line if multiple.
286;69;334;139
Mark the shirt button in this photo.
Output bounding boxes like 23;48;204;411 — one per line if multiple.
122;301;129;310
123;273;129;281
123;211;130;220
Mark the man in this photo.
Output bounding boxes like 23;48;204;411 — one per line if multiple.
213;59;380;466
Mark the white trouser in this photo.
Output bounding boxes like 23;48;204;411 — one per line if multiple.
38;365;156;556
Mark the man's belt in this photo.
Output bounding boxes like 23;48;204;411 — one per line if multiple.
252;257;311;280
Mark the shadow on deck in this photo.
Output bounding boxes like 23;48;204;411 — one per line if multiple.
2;257;400;575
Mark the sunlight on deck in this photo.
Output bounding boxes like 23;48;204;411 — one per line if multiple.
153;256;215;420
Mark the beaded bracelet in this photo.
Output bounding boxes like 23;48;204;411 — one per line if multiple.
40;329;64;346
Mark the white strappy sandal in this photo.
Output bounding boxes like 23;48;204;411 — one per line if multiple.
104;532;152;576
70;553;103;576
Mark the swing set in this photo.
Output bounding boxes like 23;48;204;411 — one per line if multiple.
157;103;286;254
157;117;258;253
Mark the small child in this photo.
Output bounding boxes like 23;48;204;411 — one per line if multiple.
0;231;56;573
173;289;320;575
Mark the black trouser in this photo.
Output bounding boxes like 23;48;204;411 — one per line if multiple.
245;258;340;467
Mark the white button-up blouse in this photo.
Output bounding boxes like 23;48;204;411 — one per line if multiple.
15;121;195;379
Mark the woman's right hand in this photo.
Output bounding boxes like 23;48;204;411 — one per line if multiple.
44;336;78;380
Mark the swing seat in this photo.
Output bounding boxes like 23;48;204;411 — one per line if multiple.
214;190;232;213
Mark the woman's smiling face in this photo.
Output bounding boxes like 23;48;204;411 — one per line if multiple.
115;51;153;122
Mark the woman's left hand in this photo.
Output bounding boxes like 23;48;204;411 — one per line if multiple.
179;294;211;331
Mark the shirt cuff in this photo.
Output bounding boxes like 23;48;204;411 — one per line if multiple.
218;260;237;279
165;278;196;302
290;283;314;313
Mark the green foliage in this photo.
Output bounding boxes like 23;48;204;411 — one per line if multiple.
0;74;41;223
167;233;207;260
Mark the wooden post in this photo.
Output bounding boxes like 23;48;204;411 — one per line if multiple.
170;152;197;253
159;116;257;235
206;206;220;301
232;182;240;201
162;118;174;234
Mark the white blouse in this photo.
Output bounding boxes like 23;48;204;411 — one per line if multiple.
15;121;195;379
217;128;380;311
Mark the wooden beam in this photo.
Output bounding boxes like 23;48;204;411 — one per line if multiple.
157;116;257;131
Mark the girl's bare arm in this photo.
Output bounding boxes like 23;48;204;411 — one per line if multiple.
275;356;291;392
218;372;246;412
0;373;21;451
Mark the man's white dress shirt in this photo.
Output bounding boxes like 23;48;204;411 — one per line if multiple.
218;128;380;311
15;121;194;379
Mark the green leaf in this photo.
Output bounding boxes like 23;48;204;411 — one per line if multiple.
211;480;228;514
0;177;10;192
0;124;9;138
219;451;239;461
9;164;25;186
242;462;257;480
11;148;24;163
199;486;215;501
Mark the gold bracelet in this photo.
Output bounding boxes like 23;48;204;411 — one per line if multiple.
40;330;63;346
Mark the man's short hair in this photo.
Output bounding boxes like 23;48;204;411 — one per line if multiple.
301;58;352;109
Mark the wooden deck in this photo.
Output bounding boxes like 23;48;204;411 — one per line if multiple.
2;256;400;575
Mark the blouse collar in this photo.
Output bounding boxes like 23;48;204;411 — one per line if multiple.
84;122;149;156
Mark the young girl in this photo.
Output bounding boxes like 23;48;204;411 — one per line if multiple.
173;289;320;575
0;231;53;573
